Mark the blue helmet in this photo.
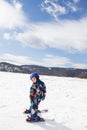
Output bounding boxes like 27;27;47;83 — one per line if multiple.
30;72;39;80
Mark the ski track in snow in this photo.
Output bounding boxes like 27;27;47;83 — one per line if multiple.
0;72;87;130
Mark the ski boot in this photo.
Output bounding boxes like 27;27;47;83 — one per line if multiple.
24;109;41;114
24;109;31;114
26;115;45;122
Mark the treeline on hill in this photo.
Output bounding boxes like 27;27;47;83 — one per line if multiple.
0;62;87;79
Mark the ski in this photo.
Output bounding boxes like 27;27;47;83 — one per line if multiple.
26;118;45;123
26;118;55;123
26;116;45;123
39;109;48;113
24;109;48;114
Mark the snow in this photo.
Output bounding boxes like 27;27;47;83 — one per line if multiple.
0;71;87;130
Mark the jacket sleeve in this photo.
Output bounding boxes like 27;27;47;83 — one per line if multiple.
30;84;36;100
41;83;46;98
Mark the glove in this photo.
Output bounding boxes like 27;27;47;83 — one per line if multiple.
30;95;34;103
42;95;45;101
30;98;33;103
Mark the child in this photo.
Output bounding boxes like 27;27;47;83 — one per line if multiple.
25;72;46;122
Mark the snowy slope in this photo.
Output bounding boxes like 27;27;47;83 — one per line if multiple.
0;72;87;130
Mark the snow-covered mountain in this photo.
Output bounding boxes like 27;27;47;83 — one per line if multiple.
0;62;87;78
0;72;87;130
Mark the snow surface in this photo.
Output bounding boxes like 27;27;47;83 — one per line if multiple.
0;72;87;130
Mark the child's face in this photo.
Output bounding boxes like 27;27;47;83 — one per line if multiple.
31;77;37;83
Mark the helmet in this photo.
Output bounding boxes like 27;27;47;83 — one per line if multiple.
30;72;39;80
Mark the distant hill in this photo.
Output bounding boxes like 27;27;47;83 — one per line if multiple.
0;62;87;78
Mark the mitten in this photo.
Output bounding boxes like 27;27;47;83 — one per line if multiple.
42;95;45;100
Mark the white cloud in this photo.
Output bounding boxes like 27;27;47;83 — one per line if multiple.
42;55;87;69
2;0;87;54
7;17;87;52
0;0;27;29
41;0;66;21
0;53;71;67
73;0;80;3
42;54;71;67
12;0;22;10
3;33;13;40
0;53;33;65
13;30;46;49
41;0;80;21
66;1;79;13
0;53;87;69
72;63;87;69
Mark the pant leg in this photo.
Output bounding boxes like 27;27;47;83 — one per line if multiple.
29;99;39;120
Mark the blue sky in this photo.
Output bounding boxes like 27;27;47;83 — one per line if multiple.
0;0;87;68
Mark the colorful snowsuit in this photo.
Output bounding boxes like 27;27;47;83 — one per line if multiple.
29;79;46;120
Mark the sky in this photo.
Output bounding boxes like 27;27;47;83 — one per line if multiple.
0;0;87;68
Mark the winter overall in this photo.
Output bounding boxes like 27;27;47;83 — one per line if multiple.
29;79;46;120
